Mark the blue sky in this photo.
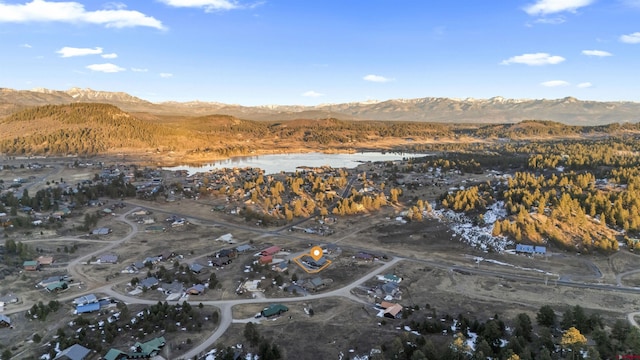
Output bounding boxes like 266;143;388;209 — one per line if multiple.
0;0;639;105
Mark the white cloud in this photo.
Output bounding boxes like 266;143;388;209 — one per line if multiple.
363;74;394;83
57;46;102;57
620;32;640;44
302;90;324;97
101;53;118;59
577;82;592;88
21;43;32;48
131;68;148;72
0;0;164;29
86;63;125;73
159;0;251;12
524;0;594;16
160;73;173;78
541;80;570;87
581;49;612;57
500;53;565;66
533;16;566;24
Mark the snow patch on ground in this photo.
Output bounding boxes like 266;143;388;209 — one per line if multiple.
434;201;513;252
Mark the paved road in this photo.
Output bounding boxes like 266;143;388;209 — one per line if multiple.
9;194;640;359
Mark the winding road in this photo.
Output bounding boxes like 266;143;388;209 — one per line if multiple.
6;165;640;359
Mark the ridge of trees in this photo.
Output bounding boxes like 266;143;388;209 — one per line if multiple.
1;103;639;156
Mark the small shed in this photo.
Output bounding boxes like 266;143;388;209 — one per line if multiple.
23;260;40;271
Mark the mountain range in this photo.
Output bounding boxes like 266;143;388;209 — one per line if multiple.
1;87;639;125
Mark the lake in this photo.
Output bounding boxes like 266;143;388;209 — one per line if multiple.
164;152;431;175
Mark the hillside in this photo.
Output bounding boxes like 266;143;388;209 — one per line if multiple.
2;88;640;125
1;102;640;164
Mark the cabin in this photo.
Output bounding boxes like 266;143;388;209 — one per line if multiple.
23;260;40;271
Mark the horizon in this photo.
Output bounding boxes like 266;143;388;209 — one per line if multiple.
9;86;640;108
1;1;639;106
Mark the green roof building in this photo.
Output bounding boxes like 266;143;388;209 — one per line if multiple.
261;304;288;318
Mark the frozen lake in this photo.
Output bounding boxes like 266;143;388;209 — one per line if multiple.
164;151;431;175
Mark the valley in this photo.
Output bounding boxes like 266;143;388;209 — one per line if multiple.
2;93;640;359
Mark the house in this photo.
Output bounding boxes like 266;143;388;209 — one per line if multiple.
46;281;68;293
261;304;288;317
159;251;174;261
138;277;159;289
75;302;100;314
186;284;206;295
36;256;54;266
0;314;11;328
190;263;205;274
143;256;161;265
236;244;254;253
0;293;19;305
376;282;401;299
103;349;127;360
210;257;231;267
379;301;403;319
38;275;68;288
160;282;183;295
53;344;91;360
273;261;288;272
131;336;166;357
261;246;281;256
259;255;273;265
355;252;374;262
91;227;111;235
97;254;118;264
73;294;98;306
303;276;331;291
307;256;328;268
23;260;40;271
218;248;237;259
